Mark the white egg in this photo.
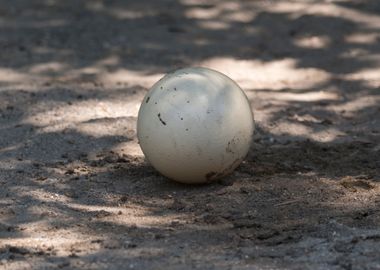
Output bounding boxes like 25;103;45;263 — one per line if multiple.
137;67;254;184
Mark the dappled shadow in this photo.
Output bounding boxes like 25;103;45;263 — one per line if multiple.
1;0;380;269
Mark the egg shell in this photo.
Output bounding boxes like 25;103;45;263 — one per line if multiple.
137;67;254;184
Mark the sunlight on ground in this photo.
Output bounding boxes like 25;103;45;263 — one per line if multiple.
184;1;254;25
98;69;163;88
201;57;330;90
0;1;379;268
3;52;366;146
252;91;340;102
270;122;346;143
1;0;378;148
24;99;141;128
70;203;185;227
294;35;331;49
110;141;144;157
0;68;35;83
344;67;380;86
331;95;380;115
29;62;69;74
272;1;380;27
1;44;377;146
345;33;380;44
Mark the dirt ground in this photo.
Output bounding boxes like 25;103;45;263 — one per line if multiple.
0;0;380;269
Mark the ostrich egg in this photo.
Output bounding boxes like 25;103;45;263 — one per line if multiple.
137;67;254;184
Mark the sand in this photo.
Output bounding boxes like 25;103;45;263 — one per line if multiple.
0;0;379;269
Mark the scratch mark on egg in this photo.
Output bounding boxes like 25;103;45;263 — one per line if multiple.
157;113;167;125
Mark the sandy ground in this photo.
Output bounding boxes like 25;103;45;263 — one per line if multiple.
0;0;380;269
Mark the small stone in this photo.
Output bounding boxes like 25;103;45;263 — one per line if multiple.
65;169;75;175
239;187;250;194
8;246;30;255
94;210;112;218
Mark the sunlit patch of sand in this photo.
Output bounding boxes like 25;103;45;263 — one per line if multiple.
0;68;35;83
23;99;141;129
200;57;331;90
329;95;380;116
29;62;69;74
345;33;380;44
251;91;340;102
294;35;331;49
184;0;255;23
270;122;346;143
272;1;380;28
110;141;144;157
97;69;163;88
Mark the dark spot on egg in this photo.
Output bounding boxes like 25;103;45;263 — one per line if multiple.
157;113;167;125
145;97;150;103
